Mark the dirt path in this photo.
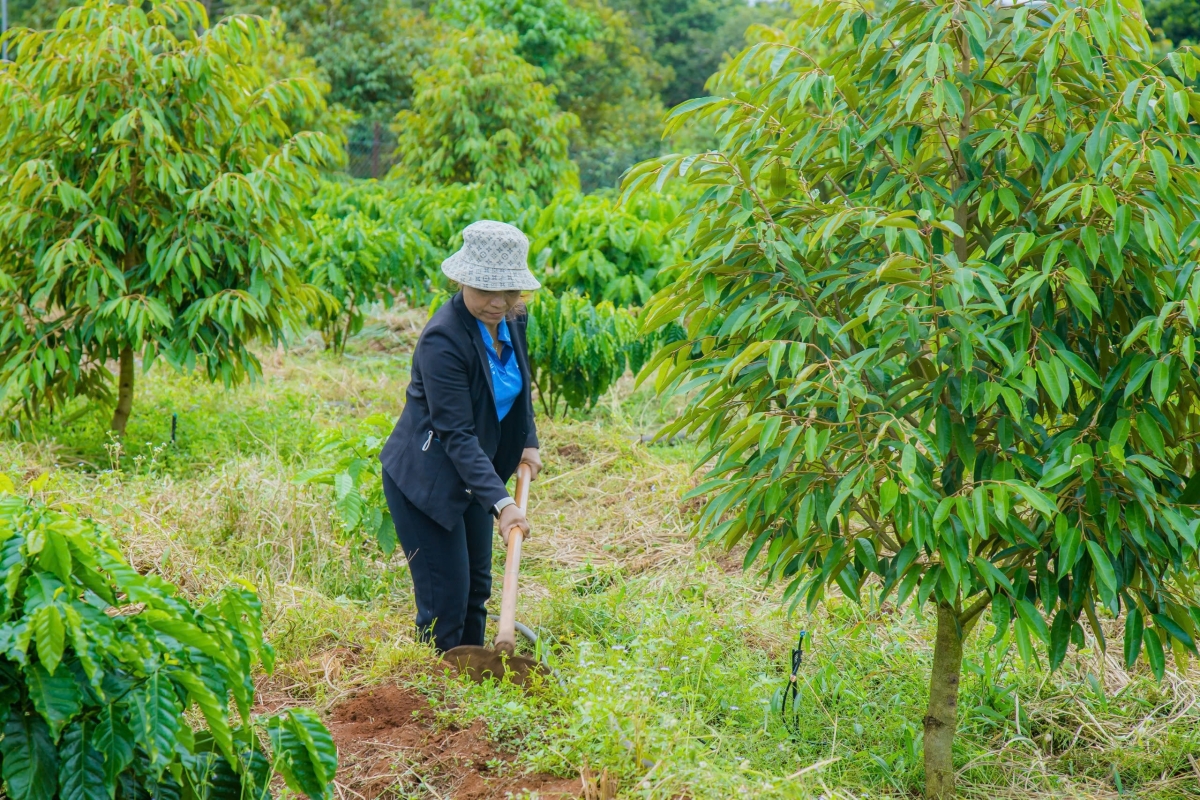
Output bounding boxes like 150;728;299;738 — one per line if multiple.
326;684;580;799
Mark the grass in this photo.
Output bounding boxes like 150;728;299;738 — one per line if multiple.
3;308;1198;799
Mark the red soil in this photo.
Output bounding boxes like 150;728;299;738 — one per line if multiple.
327;683;580;799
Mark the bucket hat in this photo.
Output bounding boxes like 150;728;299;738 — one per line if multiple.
441;220;541;291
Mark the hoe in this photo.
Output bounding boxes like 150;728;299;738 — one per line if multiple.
445;463;547;686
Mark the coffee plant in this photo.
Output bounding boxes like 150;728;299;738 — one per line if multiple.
295;414;397;555
526;291;648;417
0;483;337;800
531;191;685;306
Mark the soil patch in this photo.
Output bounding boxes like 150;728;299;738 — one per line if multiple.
328;683;580;799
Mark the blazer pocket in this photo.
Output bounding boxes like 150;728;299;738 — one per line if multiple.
412;430;470;526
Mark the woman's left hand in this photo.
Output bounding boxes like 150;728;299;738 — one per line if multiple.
520;447;542;481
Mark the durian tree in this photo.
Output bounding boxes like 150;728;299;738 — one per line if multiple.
628;0;1200;796
0;0;338;434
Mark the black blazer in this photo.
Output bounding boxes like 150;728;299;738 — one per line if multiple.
380;292;538;530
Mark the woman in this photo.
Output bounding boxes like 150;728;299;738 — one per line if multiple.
379;220;543;652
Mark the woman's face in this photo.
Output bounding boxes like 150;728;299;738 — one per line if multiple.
462;286;522;326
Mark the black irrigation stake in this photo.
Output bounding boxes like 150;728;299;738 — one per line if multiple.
781;630;806;732
171;412;177;445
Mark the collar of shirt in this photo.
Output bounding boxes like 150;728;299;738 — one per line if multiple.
477;317;513;361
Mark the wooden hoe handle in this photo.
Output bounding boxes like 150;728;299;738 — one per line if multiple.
495;463;532;655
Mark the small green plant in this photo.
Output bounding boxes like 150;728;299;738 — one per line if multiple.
298;183;438;352
0;482;337;800
526;291;648;417
296;414;397;555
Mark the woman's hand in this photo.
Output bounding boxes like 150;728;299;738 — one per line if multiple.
520;447;543;481
499;504;530;544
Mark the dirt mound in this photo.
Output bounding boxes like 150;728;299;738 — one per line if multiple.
329;684;580;799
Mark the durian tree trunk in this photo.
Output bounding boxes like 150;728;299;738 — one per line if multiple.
923;601;964;799
110;346;135;436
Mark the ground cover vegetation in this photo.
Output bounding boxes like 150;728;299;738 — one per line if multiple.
1;0;1199;798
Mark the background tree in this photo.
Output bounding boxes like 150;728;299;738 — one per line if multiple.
628;0;1200;796
1144;0;1200;46
223;0;444;176
392;26;578;199
0;0;338;434
432;0;668;190
610;0;786;107
7;0;72;29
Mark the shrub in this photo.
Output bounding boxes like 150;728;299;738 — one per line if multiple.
297;182;439;351
526;291;646;417
532;192;685;306
630;0;1200;796
0;0;338;434
0;481;336;800
296;414;397;555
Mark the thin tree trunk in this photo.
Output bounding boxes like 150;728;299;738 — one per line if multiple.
924;601;964;799
110;346;135;436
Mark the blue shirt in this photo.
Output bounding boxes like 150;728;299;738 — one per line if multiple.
477;318;522;422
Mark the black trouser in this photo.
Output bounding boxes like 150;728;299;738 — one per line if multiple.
382;470;494;652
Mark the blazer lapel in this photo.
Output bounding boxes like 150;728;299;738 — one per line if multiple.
451;292;497;409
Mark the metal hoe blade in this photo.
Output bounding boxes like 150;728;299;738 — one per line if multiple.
444;644;547;688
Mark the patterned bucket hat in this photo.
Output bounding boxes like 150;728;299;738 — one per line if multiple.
441;220;541;291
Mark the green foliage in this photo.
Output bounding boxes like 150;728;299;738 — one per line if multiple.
633;0;1200;680
0;0;338;432
526;291;647;416
0;487;336;800
610;0;784;107
432;0;599;79
392;26;579;200
295;414;397;556
433;0;668;191
225;0;443;124
297;182;438;351
1145;0;1200;46
294;179;542;350
532;192;685;305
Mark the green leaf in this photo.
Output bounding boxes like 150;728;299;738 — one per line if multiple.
32;605;65;677
1;708;58;800
1152;613;1197;655
1036;358;1069;409
1124;606;1144;670
126;672;181;772
91;705;134;787
1143;627;1166;680
1085;540;1118;605
1015;598;1050;644
267;709;337;800
1151;359;1171;406
172;671;232;759
26;662;82;741
878;479;898;516
1135;413;1166;459
376;512;397;556
989;594;1012;646
1049;610;1071;670
58;719;108;800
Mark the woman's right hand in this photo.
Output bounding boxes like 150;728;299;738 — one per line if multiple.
499;504;530;544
